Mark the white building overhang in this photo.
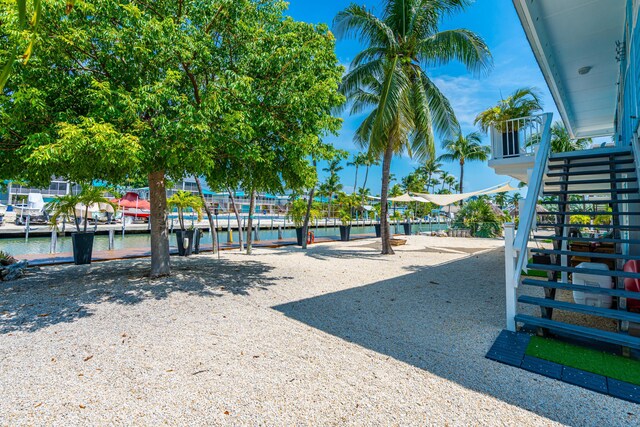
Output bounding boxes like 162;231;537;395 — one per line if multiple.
513;0;626;139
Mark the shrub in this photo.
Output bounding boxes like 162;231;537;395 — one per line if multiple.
453;199;503;238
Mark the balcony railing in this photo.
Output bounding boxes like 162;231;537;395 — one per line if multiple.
490;114;548;161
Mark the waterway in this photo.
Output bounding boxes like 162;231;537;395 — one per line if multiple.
1;223;449;256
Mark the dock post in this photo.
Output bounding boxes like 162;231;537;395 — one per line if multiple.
254;224;260;242
108;229;115;250
227;223;233;243
278;225;283;240
50;229;57;254
122;217;126;237
24;216;30;242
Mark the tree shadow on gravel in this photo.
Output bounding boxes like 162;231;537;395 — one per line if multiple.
0;256;279;334
273;248;638;426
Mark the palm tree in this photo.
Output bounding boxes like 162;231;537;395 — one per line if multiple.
494;192;508;209
360;154;380;200
320;173;343;218
335;0;492;254
167;190;203;231
347;152;367;194
420;158;443;192
438;131;490;195
444;175;457;192
439;171;451;192
549;121;592;153
474;87;543;133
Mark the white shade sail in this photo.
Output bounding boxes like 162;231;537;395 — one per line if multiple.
368;182;519;207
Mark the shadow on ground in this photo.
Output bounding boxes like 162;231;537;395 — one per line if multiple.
273;248;638;425
0;257;278;334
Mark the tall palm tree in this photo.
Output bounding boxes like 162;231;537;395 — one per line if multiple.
320;173;343;218
347;152;367;194
360;153;380;199
335;0;492;254
438;131;490;195
420;158;443;192
439;171;451;192
444;175;457;192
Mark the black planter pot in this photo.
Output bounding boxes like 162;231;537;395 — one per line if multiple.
295;227;304;246
71;232;94;265
176;230;195;256
402;222;412;236
193;229;202;254
374;223;381;237
339;225;351;241
501;130;520;157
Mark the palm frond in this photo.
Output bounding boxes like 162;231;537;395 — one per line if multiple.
418;29;493;76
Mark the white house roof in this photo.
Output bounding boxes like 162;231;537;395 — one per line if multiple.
513;0;626;138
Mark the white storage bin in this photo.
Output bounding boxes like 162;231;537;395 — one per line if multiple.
572;262;613;308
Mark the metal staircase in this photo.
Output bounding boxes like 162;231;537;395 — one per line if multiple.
514;147;640;350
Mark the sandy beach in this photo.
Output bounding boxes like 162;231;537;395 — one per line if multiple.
1;235;637;426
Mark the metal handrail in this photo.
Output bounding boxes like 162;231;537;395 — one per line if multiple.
512;112;553;287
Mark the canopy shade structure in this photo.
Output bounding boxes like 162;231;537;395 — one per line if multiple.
413;183;519;207
368;183;519;207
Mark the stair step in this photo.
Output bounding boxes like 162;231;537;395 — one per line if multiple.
532;236;640;244
549;148;633;161
543;211;640;216
518;295;640;323
522;278;640;299
530;248;640;261
543;188;638;196
514;314;640;349
527;263;640;279
547;168;637;178
547;158;635;170
545;178;638;186
539;199;640;205
537;224;640;230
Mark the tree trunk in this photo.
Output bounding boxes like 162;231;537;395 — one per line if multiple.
380;140;395;255
227;186;244;252
353;166;358;195
302;160;317;250
361;166;370;206
246;188;256;255
149;170;170;277
328;193;332;219
194;176;217;254
458;160;465;207
178;208;185;231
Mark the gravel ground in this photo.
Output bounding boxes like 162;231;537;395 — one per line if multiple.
0;235;638;426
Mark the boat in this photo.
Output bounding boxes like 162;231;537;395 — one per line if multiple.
111;192;151;221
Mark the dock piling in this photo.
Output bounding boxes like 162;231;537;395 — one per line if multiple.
108;229;115;250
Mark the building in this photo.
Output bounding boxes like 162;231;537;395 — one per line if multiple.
488;1;640;354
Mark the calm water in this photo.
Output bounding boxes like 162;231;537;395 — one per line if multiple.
1;223;448;256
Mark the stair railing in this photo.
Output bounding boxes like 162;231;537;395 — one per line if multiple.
505;112;553;331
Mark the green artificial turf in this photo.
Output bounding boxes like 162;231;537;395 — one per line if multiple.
526;336;640;386
522;258;548;278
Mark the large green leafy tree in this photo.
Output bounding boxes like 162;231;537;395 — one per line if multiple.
1;1;342;274
438;131;490;195
335;0;492;254
200;14;344;254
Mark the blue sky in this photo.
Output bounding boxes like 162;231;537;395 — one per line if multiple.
285;0;560;195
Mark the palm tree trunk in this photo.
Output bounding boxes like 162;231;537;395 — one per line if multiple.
227;186;244;252
194;176;217;254
83;206;89;233
246;188;256;254
361;165;370;206
459;161;465;207
302;161;317;250
380;139;395;255
178;207;185;231
149;170;170;278
353;166;359;195
328;193;332;219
